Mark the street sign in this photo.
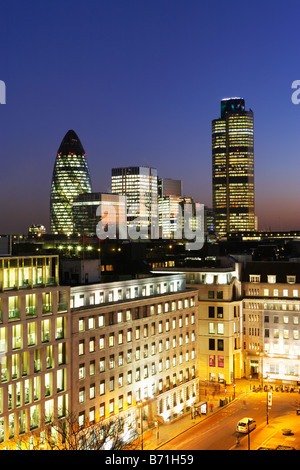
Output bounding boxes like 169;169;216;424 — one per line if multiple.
268;392;272;407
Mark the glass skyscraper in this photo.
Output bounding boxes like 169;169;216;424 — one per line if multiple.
50;130;92;235
111;166;158;236
212;98;255;236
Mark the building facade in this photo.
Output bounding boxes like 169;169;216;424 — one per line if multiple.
0;255;71;450
111;166;158;237
212;98;255;237
152;264;243;385
72;192;127;238
70;274;199;447
50;129;92;236
242;262;300;386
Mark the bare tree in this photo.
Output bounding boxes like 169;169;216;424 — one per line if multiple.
15;413;139;450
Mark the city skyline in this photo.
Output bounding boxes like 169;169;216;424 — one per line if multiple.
1;1;300;233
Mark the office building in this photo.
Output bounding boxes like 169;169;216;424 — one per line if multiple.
152;263;243;385
158;178;182;198
72;192;126;238
212;98;255;237
111;167;158;237
50;130;92;236
0;255;71;450
70;274;199;447
242;262;300;385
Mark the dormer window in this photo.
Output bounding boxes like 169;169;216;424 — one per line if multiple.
268;275;276;284
287;276;296;284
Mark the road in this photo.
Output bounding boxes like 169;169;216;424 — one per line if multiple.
158;390;300;450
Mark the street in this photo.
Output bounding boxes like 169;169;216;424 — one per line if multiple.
157;389;300;450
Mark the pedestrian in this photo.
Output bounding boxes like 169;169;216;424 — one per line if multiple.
210;403;214;412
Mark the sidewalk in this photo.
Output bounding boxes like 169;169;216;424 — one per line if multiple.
142;379;250;450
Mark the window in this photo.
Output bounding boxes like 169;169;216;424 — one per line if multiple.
209;306;214;318
209;338;215;350
268;275;276;284
27;322;37;346
99;336;105;349
109;334;114;347
217;307;223;318
79;340;84;356
79;318;85;332
250;275;260;283
55;317;64;340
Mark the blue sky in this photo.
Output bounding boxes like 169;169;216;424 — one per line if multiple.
1;0;300;233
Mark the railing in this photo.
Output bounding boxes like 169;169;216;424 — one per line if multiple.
57;302;68;312
42;304;53;314
8;308;20;320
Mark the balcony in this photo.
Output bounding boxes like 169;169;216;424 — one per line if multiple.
57;302;68;312
26;305;37;317
42;304;53;314
8;308;20;320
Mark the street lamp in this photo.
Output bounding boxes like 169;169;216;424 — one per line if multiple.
137;400;146;450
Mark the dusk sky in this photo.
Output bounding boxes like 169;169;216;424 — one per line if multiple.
1;0;300;233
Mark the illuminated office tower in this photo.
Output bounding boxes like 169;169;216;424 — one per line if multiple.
212;98;255;236
111;166;158;236
73;192;127;238
0;255;71;450
50;130;92;235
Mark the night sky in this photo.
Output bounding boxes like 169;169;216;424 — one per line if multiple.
1;0;300;234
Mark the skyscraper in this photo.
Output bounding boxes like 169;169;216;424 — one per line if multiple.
111;166;158;236
72;192;126;238
50;130;92;235
212;98;255;236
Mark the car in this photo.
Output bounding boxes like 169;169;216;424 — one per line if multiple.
236;417;256;433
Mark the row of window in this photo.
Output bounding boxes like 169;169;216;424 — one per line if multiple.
0;395;68;443
247;288;300;297
264;329;300;340
208;305;240;318
79;329;196;355
79;302;196;332
0;369;67;413
0;292;67;323
80;367;195;403
1;344;67;384
78;375;196;425
249;275;297;284
79;349;196;380
72;281;185;308
0;318;65;353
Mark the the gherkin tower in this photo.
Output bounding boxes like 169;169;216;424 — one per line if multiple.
50;130;92;235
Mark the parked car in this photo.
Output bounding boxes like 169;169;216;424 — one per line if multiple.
236;417;256;433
